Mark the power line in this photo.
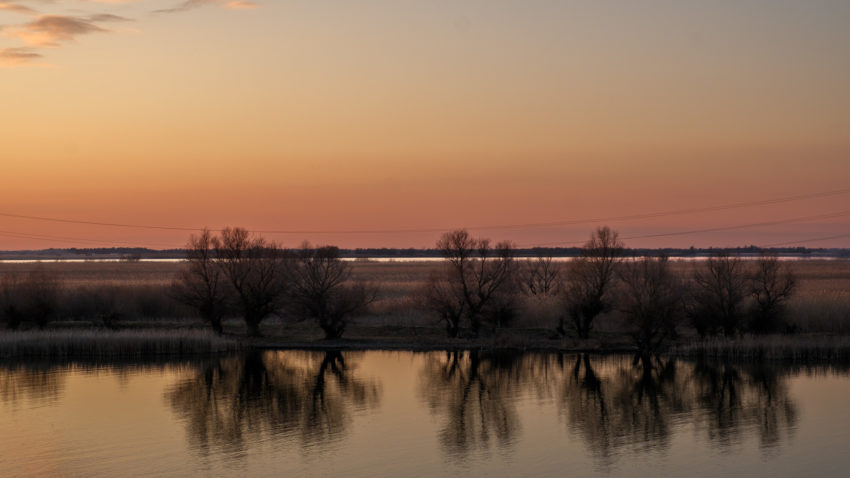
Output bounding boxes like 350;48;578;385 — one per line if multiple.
0;230;181;248
0;186;849;235
256;186;850;234
451;186;850;233
760;232;850;248
521;210;850;247
0;212;200;232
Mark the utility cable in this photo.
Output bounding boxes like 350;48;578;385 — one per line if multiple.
0;186;848;235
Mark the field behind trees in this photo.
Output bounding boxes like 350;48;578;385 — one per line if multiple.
0;259;848;345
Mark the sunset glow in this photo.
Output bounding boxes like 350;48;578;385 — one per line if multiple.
2;1;849;249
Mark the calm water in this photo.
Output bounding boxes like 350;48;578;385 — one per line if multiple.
1;351;849;477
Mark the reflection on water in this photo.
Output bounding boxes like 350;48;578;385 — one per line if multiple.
0;363;67;406
554;356;798;467
165;351;381;457
689;361;797;451
418;351;524;458
415;352;800;466
0;352;846;477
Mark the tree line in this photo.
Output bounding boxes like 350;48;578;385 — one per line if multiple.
170;225;795;352
422;226;795;359
0;226;797;357
172;227;375;338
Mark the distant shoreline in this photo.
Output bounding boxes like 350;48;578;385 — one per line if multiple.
1;246;848;261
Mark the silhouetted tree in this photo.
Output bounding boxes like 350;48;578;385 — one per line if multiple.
1;273;25;330
748;254;796;334
618;255;684;362
425;230;517;337
687;253;749;336
216;227;291;337
559;227;623;338
422;270;467;338
289;245;376;339
0;268;62;330
172;229;229;334
521;251;562;296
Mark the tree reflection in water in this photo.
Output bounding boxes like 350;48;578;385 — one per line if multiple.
418;351;800;465
0;363;66;406
417;350;524;459
0;351;803;467
557;355;798;465
165;350;381;457
689;360;797;451
557;355;685;466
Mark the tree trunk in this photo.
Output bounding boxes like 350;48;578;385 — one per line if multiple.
321;318;345;340
446;320;459;338
245;314;262;337
209;316;223;335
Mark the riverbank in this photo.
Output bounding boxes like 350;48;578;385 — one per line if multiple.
247;329;850;362
5;326;850;362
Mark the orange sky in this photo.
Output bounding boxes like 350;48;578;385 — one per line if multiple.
1;1;849;249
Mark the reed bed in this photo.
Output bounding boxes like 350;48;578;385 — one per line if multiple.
671;335;850;362
0;329;238;359
0;259;846;336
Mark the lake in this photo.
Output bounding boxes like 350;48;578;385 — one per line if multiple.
1;351;849;477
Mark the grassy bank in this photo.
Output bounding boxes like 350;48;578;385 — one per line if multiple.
3;326;850;364
0;329;238;359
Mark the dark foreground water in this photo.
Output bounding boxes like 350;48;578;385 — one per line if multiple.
1;351;849;477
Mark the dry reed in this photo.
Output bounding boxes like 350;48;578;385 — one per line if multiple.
0;329;237;359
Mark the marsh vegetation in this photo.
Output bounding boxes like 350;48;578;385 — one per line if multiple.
0;227;848;359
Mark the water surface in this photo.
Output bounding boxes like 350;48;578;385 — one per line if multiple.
1;351;848;477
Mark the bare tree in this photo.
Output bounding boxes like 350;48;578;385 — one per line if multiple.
559;226;623;338
172;229;229;334
748;254;796;334
1;273;24;330
618;255;684;362
422;269;467;338
289;245;376;339
424;230;517;337
687;252;749;336
0;268;62;330
521;250;562;297
216;227;291;337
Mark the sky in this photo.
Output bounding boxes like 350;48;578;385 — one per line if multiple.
1;0;849;250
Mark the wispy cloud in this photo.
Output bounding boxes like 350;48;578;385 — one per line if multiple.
0;1;37;16
1;1;252;68
156;0;257;14
84;13;132;23
0;46;40;66
4;15;107;47
225;1;257;9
